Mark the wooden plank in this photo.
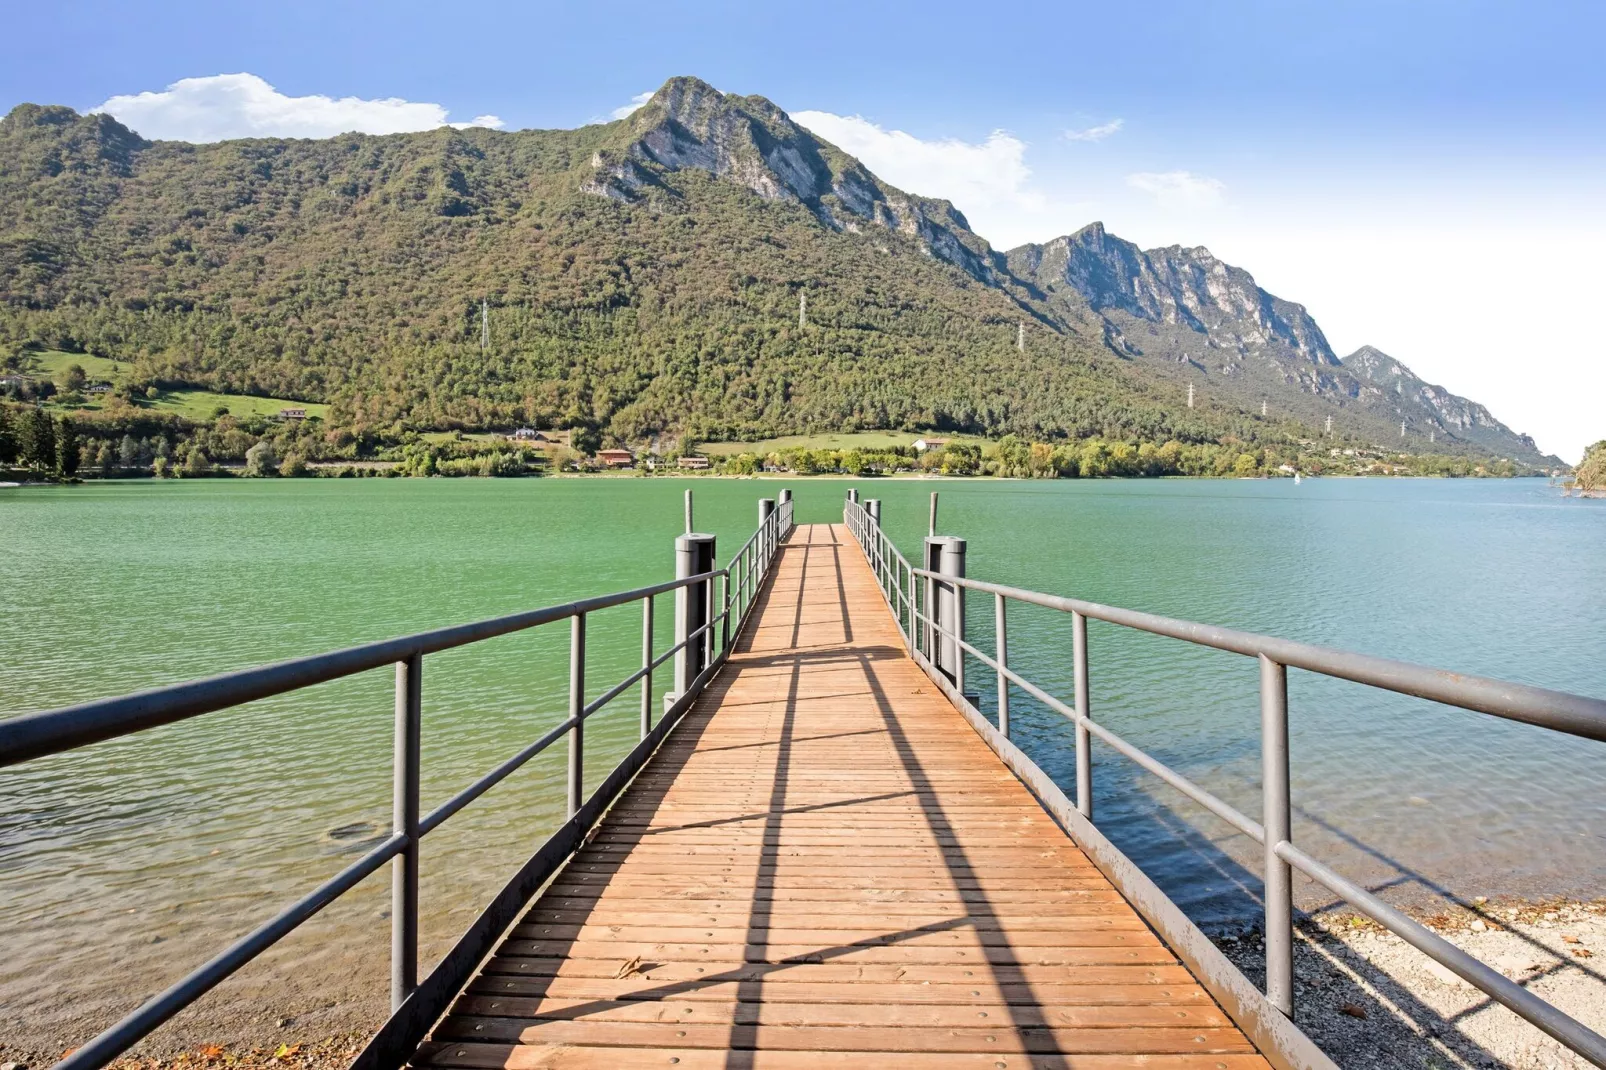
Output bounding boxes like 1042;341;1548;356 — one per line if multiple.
417;1043;1271;1069
411;523;1265;1065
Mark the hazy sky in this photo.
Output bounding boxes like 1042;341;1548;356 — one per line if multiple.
6;0;1602;459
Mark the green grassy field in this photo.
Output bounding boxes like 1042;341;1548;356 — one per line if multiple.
700;430;988;457
24;350;328;421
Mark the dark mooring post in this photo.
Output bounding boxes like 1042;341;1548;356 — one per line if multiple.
673;531;717;705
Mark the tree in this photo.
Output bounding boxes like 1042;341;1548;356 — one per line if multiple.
571;426;602;455
1232;452;1259;477
95;439;114;474
0;405;15;465
24;408;54;473
56;416;79;478
1576;440;1606;493
183;444;211;476
244;440;278;476
119;433;139;470
279;452;308;477
62;363;87;392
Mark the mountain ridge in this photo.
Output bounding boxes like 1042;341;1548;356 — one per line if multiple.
0;76;1557;466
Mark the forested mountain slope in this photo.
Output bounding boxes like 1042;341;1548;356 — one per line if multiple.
0;75;1551;464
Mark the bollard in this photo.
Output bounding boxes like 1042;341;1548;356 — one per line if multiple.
848;488;859;504
865;499;881;525
778;488;791;504
672;532;717;705
924;536;966;689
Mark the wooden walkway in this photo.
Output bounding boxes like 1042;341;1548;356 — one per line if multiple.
415;524;1267;1069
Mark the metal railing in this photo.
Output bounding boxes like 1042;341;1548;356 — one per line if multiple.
844;494;1606;1066
0;493;794;1070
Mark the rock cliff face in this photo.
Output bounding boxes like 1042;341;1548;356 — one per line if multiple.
1009;222;1338;370
1342;345;1537;450
583;77;998;282
1006;224;1548;461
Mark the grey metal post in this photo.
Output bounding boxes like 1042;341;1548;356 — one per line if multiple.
926;537;966;689
942;538;966;698
929;491;938;537
673;533;716;701
720;573;731;655
865;500;882;592
684;489;693;534
1073;610;1091;819
759;499;775;580
779;488;791;505
923;537;943;669
1261;655;1294;1015
995;592;1009;738
640;596;654;739
567;614;585;818
390;652;421;1011
848;488;859;504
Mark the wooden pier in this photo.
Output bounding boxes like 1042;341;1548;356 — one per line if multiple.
415;524;1267;1068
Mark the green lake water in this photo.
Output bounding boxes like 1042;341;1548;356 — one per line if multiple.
2;476;1603;1044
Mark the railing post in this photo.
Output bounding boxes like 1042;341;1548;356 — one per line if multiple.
673;532;717;704
567;613;585;818
995;592;1009;738
721;572;731;655
1261;654;1294;1016
390;651;421;1011
640;596;654;739
1073;610;1091;819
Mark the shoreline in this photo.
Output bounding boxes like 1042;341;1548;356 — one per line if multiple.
8;897;1601;1070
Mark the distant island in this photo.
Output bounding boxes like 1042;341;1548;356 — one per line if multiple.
0;76;1562;481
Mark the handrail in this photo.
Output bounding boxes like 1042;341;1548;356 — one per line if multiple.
1;493;793;1070
842;494;1606;1066
909;569;1606;744
0;570;725;768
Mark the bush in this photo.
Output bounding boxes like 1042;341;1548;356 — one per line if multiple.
244;440;278;477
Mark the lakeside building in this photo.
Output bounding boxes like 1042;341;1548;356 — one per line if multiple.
278;407;307;421
676;455;711;470
508;428;546;442
913;437;948;452
596;448;635;469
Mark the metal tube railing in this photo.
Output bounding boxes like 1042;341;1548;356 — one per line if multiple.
841;493;1606;1065
2;496;795;1070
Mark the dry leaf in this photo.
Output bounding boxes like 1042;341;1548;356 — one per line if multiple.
198;1044;225;1059
1562;935;1581;944
1339;1003;1368;1019
614;955;642;979
1573;948;1594;958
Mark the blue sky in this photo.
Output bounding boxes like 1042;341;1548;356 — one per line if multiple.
6;0;1603;458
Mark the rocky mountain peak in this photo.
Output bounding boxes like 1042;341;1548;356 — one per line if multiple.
1008;225;1338;370
582;76;997;281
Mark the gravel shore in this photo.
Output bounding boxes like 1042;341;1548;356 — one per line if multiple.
6;900;1602;1070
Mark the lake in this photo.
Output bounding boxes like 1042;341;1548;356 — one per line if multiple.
2;476;1603;1047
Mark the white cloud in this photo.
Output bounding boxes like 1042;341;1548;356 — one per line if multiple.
92;73;503;143
792;110;1083;247
1064;119;1123;142
609;92;654;121
1126;170;1227;210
